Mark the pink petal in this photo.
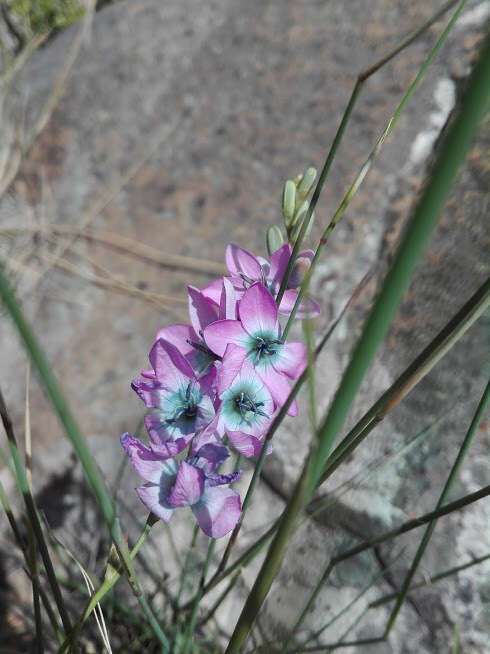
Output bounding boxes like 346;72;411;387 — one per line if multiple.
216;344;247;395
269;243;292;289
227;431;273;458
239;282;278;336
188;285;219;334
196;443;230;473
167;461;205;508
257;367;298;417
226;244;262;279
191;486;242;538
149;339;195;385
144;414;193;458
203;320;248;358
140;368;156;379
156;323;199;358
219;277;238;320
121;433;175;483
136;483;174;522
131;378;172;408
273;342;307;379
201;278;222;306
191;420;221;452
278;290;321;319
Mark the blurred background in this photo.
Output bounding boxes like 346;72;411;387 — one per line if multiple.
0;1;489;651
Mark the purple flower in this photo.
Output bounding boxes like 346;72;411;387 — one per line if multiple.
132;339;216;458
147;279;237;377
121;434;242;538
204;283;306;416
202;243;320;318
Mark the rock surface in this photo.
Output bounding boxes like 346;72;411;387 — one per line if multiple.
0;0;489;651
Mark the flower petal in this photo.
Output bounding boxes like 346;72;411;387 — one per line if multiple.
121;433;176;483
149;339;195;385
136;483;174;522
191;486;242;538
167;461;205;508
272;342;307;379
238;282;278;336
216;344;247;396
269;243;292;290
206;470;242;486
131;378;173;408
156;323;198;358
191;420;221;452
227;431;273;458
188;285;218;334
226;244;262;279
144;414;193;458
257;366;298;417
195;443;229;473
219;277;238;320
203;320;248;358
201;278;222;306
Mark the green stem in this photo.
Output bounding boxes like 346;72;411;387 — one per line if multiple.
281;0;469;341
276;0;459;311
0;478;63;643
369;553;490;609
27;522;44;654
0;389;72;634
183;538;217;654
58;514;156;653
383;378;490;636
225;450;315;654
197;572;241;629
285;549;406;651
175;524;199;612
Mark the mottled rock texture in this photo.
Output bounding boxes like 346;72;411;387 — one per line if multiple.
0;0;489;651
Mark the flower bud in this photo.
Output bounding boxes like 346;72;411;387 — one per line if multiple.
282;180;296;227
290;199;309;228
288;253;313;288
266;225;284;256
297;167;317;198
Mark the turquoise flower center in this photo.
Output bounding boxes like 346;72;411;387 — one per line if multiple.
222;382;269;430
246;331;283;367
164;382;201;425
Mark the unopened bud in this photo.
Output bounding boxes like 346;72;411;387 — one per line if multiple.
290;200;309;228
282;180;296;226
266;225;284;256
288;254;313;288
297;167;317;198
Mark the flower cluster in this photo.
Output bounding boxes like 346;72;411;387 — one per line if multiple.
121;243;319;537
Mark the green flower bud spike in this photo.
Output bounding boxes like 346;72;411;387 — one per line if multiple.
282;180;296;227
266;225;284;257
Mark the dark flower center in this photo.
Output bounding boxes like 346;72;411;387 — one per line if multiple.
165;382;199;424
254;336;282;359
234;391;268;419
